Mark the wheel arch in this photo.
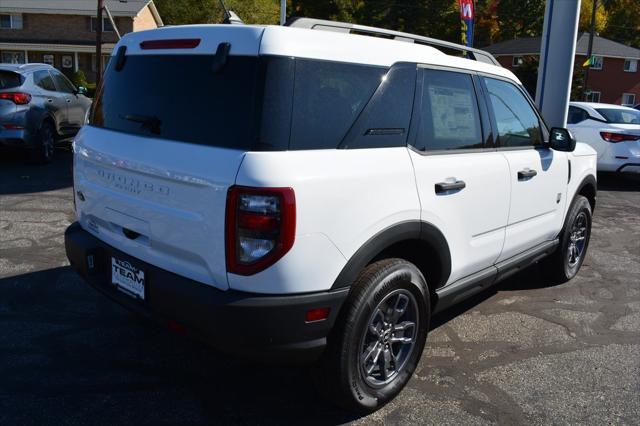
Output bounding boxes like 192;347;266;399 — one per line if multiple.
576;174;597;212
330;221;452;296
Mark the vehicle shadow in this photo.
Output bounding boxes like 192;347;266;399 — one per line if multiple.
1;262;554;424
0;145;73;195
0;266;359;424
597;171;639;192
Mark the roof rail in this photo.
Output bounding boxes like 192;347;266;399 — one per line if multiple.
286;17;500;67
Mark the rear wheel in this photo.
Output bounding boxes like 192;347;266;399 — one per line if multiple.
30;120;55;164
543;195;592;283
315;258;430;413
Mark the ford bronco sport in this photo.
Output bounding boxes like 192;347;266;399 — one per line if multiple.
65;19;597;412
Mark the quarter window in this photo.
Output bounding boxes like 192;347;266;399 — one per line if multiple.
483;77;542;147
34;70;56;91
414;69;483;151
289;59;386;150
567;106;589;124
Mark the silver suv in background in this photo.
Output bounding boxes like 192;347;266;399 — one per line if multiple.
0;63;92;163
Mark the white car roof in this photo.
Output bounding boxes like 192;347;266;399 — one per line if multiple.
118;24;520;84
570;102;637;111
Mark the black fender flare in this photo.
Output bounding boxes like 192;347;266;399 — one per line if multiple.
574;174;597;210
330;220;451;290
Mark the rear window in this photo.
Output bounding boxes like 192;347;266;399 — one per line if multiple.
91;54;389;151
91;55;260;149
596;108;640;124
0;70;22;89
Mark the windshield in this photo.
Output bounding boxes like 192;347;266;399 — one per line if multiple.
91;54;260;149
596;108;640;124
0;70;22;89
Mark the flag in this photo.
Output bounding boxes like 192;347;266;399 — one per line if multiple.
582;56;594;67
459;0;474;48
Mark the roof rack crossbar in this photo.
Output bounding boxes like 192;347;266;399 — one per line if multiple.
286;18;500;66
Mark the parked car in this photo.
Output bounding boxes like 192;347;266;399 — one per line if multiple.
0;63;91;163
568;102;640;174
64;21;597;412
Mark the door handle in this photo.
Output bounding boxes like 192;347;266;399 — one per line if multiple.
518;169;538;180
435;180;466;194
47;98;53;103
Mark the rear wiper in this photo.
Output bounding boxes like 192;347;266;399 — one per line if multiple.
120;114;161;135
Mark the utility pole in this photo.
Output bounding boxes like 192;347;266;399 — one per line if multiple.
96;0;104;86
583;0;598;100
280;0;286;26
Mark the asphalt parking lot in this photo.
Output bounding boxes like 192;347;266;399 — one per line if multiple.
1;148;638;425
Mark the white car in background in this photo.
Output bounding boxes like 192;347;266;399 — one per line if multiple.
568;102;640;174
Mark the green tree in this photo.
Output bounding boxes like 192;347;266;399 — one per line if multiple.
155;0;279;25
601;0;640;48
578;0;608;33
493;0;545;42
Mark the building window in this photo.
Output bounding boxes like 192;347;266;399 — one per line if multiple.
91;54;111;72
1;51;26;64
624;59;638;72
585;91;601;103
512;56;524;67
622;93;636;106
90;17;114;32
0;13;23;29
590;56;603;70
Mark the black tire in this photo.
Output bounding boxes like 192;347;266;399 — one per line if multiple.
315;258;430;413
30;120;56;164
543;195;592;283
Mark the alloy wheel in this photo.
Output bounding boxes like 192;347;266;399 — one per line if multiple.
359;289;419;387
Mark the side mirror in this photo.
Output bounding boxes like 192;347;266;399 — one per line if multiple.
548;127;576;152
76;86;87;95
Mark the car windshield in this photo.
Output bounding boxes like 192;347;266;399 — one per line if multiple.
0;70;22;89
595;108;640;124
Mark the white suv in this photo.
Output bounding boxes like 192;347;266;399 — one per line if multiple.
65;20;597;412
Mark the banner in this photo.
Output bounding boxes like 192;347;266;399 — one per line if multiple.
459;0;474;47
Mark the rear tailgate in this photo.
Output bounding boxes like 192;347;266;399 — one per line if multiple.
74;25;268;290
74;127;244;290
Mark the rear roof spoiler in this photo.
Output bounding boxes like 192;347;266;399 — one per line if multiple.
286;17;501;67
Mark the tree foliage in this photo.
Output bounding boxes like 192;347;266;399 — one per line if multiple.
155;0;640;48
155;0;279;26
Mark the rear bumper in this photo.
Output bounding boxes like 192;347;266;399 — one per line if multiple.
64;222;348;364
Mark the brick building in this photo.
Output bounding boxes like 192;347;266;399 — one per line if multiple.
0;0;162;82
484;33;640;106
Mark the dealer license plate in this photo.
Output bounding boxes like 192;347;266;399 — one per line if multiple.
111;257;145;300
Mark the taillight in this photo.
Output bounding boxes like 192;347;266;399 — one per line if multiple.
0;92;31;105
600;131;640;143
226;186;296;276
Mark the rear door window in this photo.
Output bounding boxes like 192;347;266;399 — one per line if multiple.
91;55;261;149
414;69;483;151
0;70;22;89
289;59;386;150
34;70;56;91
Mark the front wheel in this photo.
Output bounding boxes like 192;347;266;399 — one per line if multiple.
544;195;592;283
315;258;430;413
